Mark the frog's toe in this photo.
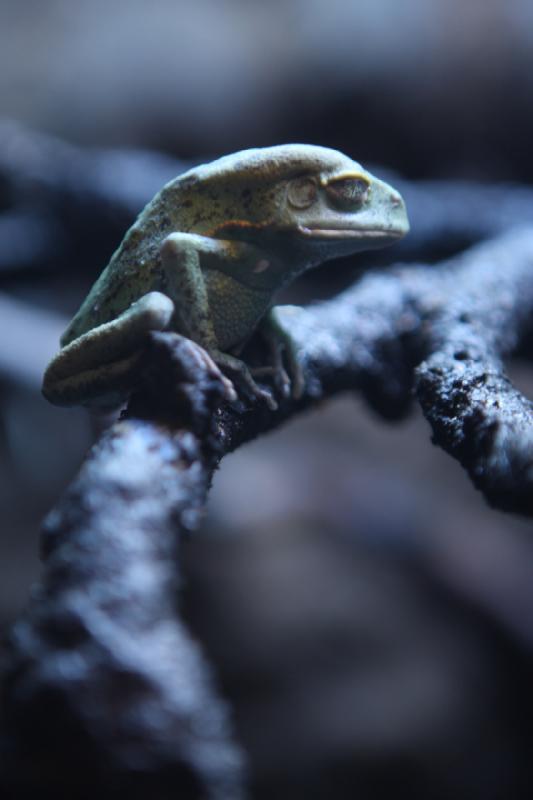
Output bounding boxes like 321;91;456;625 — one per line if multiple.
210;350;278;410
269;338;292;397
220;376;238;404
250;363;290;399
288;356;305;400
190;346;238;403
231;368;278;410
208;364;239;404
248;381;278;411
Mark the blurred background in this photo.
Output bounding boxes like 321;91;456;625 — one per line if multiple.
2;1;533;797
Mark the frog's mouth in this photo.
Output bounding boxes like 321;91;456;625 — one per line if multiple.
296;225;405;240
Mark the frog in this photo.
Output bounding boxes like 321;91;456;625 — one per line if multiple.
42;144;409;411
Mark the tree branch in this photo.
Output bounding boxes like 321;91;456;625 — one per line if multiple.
3;225;533;796
3;124;533;797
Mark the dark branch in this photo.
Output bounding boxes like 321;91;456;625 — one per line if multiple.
220;229;533;516
2;418;245;799
3;125;533;797
3;226;533;796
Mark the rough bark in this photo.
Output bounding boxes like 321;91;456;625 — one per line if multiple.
2;125;533;798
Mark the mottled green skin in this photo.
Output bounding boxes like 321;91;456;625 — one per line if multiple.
43;144;409;408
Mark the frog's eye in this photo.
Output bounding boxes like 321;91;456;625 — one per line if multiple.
287;177;318;209
326;177;370;209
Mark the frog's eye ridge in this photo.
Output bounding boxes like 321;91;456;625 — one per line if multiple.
287;177;318;209
326;176;370;209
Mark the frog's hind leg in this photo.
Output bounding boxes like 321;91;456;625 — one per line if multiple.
42;292;174;408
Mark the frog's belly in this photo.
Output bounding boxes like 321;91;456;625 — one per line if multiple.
204;271;272;351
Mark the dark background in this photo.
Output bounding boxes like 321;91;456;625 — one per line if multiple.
2;1;533;797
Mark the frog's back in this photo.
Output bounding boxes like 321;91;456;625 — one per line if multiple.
60;181;190;345
61;145;346;345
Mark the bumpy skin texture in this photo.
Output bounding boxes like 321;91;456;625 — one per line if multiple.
42;144;409;409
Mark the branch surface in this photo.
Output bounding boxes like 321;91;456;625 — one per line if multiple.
3;125;533;798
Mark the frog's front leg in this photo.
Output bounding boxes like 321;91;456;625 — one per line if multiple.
161;233;278;409
257;306;306;400
42;292;175;407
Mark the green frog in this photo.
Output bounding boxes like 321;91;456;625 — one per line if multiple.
42;144;409;410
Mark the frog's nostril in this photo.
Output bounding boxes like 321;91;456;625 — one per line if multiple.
390;193;402;208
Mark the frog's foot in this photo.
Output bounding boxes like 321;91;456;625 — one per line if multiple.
186;346;238;405
259;308;305;400
250;348;291;401
209;349;278;410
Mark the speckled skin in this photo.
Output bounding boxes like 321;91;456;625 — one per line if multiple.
42;144;409;408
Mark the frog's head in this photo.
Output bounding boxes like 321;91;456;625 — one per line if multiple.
175;144;409;264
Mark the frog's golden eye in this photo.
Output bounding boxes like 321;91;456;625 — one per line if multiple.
326;177;370;209
287;177;318;209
